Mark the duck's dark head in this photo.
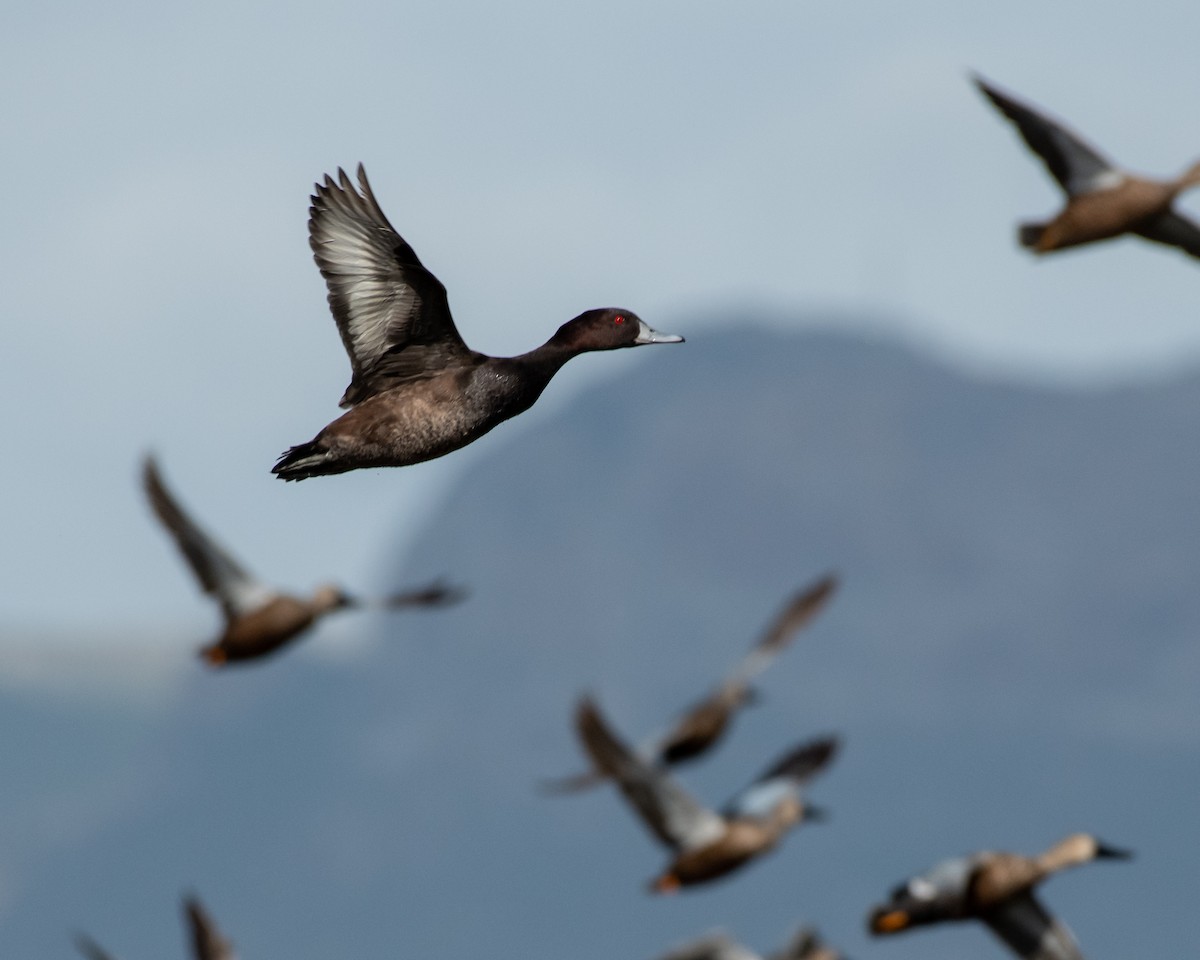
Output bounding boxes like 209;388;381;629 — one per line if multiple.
553;308;684;353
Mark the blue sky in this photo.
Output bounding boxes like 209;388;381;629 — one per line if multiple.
5;0;1200;636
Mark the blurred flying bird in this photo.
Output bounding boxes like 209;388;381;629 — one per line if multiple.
657;925;846;960
544;574;838;794
74;894;238;960
575;696;838;891
868;832;1131;960
974;74;1200;258
272;164;683;480
144;455;464;664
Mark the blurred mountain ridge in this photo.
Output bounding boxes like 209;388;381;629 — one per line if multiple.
1;318;1195;960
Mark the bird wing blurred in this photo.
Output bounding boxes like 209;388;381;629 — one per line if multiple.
575;697;727;852
981;891;1084;960
974;76;1119;197
143;456;276;620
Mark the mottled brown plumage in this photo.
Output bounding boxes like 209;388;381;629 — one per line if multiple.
975;75;1200;258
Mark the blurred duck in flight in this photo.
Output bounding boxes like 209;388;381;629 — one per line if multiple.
868;832;1131;959
144;455;463;665
576;696;838;891
975;74;1200;259
544;574;838;794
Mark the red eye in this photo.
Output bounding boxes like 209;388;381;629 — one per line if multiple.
614;315;625;324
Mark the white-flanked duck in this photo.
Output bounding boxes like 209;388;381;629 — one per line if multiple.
868;832;1131;960
576;696;838;891
144;455;463;665
272;165;683;480
545;575;838;794
975;75;1200;258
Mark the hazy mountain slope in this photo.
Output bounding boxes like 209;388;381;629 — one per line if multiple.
1;323;1196;960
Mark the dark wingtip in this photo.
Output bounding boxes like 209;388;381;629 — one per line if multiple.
1095;839;1134;860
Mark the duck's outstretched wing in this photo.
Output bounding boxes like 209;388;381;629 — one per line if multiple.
724;736;839;818
74;934;119;960
143;456;275;620
974;76;1119;197
727;574;838;687
981;891;1084;960
575;697;727;852
309;165;474;408
658;932;762;960
381;578;468;609
183;895;237;960
1135;211;1200;259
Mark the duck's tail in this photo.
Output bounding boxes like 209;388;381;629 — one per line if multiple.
272;439;331;482
1018;221;1047;249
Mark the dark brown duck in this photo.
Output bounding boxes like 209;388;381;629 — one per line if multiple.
273;165;683;481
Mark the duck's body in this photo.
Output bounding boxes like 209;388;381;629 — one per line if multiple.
575;697;837;891
143;456;461;664
273;166;682;480
868;833;1131;960
545;575;837;793
975;75;1200;258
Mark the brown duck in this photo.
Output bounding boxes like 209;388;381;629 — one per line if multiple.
545;574;838;794
868;832;1131;960
76;894;236;960
576;696;838;891
975;75;1200;258
272;165;683;480
144;455;463;665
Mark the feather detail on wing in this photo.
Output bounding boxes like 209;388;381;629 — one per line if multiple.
308;165;473;407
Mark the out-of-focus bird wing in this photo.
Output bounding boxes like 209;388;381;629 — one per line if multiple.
1135;210;1200;258
981;890;1084;960
728;574;838;686
724;736;839;818
184;895;237;960
74;934;119;960
143;456;276;620
576;697;727;852
974;76;1120;197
